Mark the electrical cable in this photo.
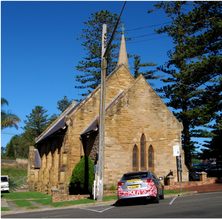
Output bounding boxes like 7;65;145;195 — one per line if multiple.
126;21;172;31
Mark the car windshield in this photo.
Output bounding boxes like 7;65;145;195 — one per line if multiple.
1;177;8;182
122;172;149;180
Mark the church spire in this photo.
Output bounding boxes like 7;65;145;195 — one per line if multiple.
117;25;129;68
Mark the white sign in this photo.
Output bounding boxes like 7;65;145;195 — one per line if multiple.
173;145;180;157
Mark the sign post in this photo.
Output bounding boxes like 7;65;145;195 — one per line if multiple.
173;145;182;191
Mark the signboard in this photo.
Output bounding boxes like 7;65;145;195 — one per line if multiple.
94;165;98;174
177;156;182;171
173;145;180;157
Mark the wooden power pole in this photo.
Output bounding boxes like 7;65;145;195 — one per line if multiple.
97;1;126;202
97;23;107;202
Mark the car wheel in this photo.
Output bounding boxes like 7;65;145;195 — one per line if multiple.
159;186;164;199
152;195;159;203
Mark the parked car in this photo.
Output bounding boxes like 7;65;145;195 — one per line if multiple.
205;166;222;177
189;167;206;181
1;175;9;192
117;171;164;204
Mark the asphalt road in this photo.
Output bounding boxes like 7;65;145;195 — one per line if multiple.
2;192;222;218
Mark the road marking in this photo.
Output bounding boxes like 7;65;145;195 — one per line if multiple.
169;197;177;205
79;205;115;213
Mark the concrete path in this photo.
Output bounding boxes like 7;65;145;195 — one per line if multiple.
1;199;9;208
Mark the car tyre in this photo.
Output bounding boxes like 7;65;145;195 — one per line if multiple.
159;187;164;199
152;195;159;203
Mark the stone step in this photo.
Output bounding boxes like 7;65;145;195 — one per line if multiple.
11;183;29;193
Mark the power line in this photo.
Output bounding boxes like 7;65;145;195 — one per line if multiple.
126;21;172;31
127;35;168;44
130;32;157;39
1;132;20;136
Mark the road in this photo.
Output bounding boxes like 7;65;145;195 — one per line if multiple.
2;192;222;218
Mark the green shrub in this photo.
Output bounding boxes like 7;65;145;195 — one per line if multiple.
69;156;94;194
109;184;117;190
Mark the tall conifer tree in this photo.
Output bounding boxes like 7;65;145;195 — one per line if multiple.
148;1;222;167
75;10;129;98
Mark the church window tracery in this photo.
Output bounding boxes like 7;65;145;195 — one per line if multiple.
148;145;154;171
133;145;138;171
141;134;146;170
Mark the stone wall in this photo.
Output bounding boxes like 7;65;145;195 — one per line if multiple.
51;186;117;203
103;75;188;189
164;172;217;190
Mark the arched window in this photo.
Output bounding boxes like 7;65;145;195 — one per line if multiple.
132;145;138;171
148;145;154;171
141;134;146;170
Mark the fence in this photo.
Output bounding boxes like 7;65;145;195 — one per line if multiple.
9;176;27;191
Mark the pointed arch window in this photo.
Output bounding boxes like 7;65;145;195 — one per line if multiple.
148;145;154;170
141;134;146;170
133;145;138;171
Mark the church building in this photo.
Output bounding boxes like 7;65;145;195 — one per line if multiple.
27;32;188;195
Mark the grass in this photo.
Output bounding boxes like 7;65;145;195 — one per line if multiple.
1;163;28;191
1;191;51;200
12;200;39;209
164;190;190;195
1;207;10;211
34;198;95;207
1;165;27;177
103;195;118;202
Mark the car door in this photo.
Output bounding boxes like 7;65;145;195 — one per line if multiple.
151;172;160;195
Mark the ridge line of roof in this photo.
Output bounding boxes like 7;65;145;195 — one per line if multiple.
35;102;78;144
80;90;124;135
35;65;135;144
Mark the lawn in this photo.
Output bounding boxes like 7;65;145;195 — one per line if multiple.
1;207;10;211
1;164;28;191
1;191;50;200
34;198;96;207
12;200;39;210
164;190;190;195
1;166;27;177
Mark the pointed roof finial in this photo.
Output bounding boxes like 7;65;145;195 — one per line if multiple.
121;24;125;34
117;24;129;68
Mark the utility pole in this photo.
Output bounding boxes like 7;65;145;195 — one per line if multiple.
97;1;126;202
97;23;107;202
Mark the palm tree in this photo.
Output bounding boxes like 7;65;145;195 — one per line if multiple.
1;98;20;130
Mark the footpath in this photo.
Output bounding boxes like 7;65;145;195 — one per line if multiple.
2;183;222;216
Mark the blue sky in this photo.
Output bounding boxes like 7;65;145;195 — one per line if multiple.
1;1;204;151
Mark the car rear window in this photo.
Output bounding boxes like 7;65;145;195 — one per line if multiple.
1;177;8;182
122;172;149;180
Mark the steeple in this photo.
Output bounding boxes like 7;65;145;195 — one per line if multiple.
117;25;129;68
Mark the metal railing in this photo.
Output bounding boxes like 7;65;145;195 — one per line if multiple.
9;176;28;191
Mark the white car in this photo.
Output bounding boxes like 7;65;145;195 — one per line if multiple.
1;175;9;192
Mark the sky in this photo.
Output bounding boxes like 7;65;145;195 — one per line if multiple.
1;1;206;151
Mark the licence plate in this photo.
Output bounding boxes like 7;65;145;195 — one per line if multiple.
127;179;141;182
127;185;139;189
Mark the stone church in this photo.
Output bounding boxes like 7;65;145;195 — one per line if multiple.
27;33;188;195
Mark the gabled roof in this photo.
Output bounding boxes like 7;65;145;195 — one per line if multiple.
35;101;79;144
35;33;133;144
81;91;124;135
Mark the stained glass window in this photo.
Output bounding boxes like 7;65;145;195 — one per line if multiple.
141;134;145;168
133;145;138;169
148;145;153;168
